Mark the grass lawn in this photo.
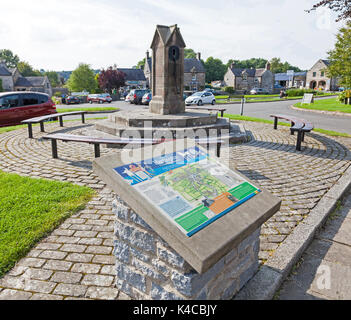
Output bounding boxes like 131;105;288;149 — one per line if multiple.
56;107;119;113
0;170;94;277
224;113;351;138
294;97;351;114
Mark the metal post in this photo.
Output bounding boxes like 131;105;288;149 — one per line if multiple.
28;123;33;139
81;113;85;124
40;122;45;132
59;116;64;127
240;98;245;116
216;143;221;158
274;117;278;130
296;131;303;151
51;139;58;159
94;144;100;158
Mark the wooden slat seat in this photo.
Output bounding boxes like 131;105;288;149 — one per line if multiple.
270;114;314;151
21;111;86;138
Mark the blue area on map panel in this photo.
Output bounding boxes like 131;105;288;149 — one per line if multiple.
160;197;192;218
114;146;208;186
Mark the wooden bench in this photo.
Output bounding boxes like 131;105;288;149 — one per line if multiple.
186;106;226;117
270;114;314;151
42;133;234;159
21;111;87;138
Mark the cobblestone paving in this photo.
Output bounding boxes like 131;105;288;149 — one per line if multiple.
0;120;350;300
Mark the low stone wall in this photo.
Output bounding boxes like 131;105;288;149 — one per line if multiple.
113;200;261;300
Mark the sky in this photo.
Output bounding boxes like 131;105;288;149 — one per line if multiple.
0;0;346;71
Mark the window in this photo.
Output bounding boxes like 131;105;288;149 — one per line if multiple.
22;94;39;106
321;71;325;77
38;94;49;104
242;73;248;81
313;72;317;77
0;95;20;109
192;74;197;81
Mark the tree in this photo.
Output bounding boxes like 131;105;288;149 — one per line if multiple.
0;49;20;68
227;58;268;69
184;48;197;59
66;63;98;93
44;71;60;88
136;58;146;70
98;66;126;94
204;57;227;82
327;21;351;88
17;61;41;77
308;0;351;21
269;57;303;73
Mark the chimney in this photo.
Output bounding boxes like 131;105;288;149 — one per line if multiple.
230;63;235;69
265;61;271;71
196;52;201;60
146;50;150;60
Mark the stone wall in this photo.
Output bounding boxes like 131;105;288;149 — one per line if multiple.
0;76;14;91
113;200;261;300
184;72;206;91
306;60;338;91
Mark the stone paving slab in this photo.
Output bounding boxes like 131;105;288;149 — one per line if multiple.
0;120;350;300
277;190;351;300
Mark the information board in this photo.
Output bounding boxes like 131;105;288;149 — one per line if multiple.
302;93;314;104
113;146;261;237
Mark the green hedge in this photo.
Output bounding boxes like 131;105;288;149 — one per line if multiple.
224;86;235;94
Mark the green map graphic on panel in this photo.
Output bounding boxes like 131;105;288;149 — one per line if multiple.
159;164;228;202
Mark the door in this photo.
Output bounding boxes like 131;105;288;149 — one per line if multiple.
0;94;21;126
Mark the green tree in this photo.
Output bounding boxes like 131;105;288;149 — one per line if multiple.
227;58;268;69
184;48;197;59
269;57;303;73
0;49;20;68
17;61;41;76
204;57;227;83
136;58;146;70
44;71;60;87
308;0;351;21
327;21;351;88
66;63;98;93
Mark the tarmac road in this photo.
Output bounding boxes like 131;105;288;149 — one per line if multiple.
59;97;351;135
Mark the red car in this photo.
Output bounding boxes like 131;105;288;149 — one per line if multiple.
87;94;112;104
0;92;57;127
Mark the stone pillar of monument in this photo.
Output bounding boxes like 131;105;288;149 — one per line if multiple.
149;24;186;115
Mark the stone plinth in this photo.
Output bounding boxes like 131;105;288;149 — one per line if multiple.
113;201;261;300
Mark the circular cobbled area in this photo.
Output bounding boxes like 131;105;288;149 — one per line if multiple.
0;120;350;300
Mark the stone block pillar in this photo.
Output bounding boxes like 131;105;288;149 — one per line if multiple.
113;200;261;300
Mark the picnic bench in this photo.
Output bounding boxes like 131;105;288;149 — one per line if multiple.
186;106;226;117
42;133;235;159
21;111;87;138
270;114;314;151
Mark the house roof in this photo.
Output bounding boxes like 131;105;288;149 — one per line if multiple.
15;76;46;87
230;67;266;77
118;68;146;81
0;64;12;76
321;59;330;66
275;72;307;81
184;58;206;73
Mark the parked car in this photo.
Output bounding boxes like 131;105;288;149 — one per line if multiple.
0;92;56;127
87;93;113;104
130;89;150;105
125;92;132;102
142;92;152;105
185;91;216;106
250;88;270;95
65;96;80;105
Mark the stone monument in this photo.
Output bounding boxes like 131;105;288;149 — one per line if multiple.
92;25;282;300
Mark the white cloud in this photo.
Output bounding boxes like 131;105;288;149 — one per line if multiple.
0;0;345;71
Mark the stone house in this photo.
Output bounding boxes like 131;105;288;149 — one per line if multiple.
0;61;53;96
118;68;147;90
306;59;338;91
144;51;206;91
223;62;274;93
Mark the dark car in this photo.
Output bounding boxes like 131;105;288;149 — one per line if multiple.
66;96;80;105
129;89;150;105
0;92;57;127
